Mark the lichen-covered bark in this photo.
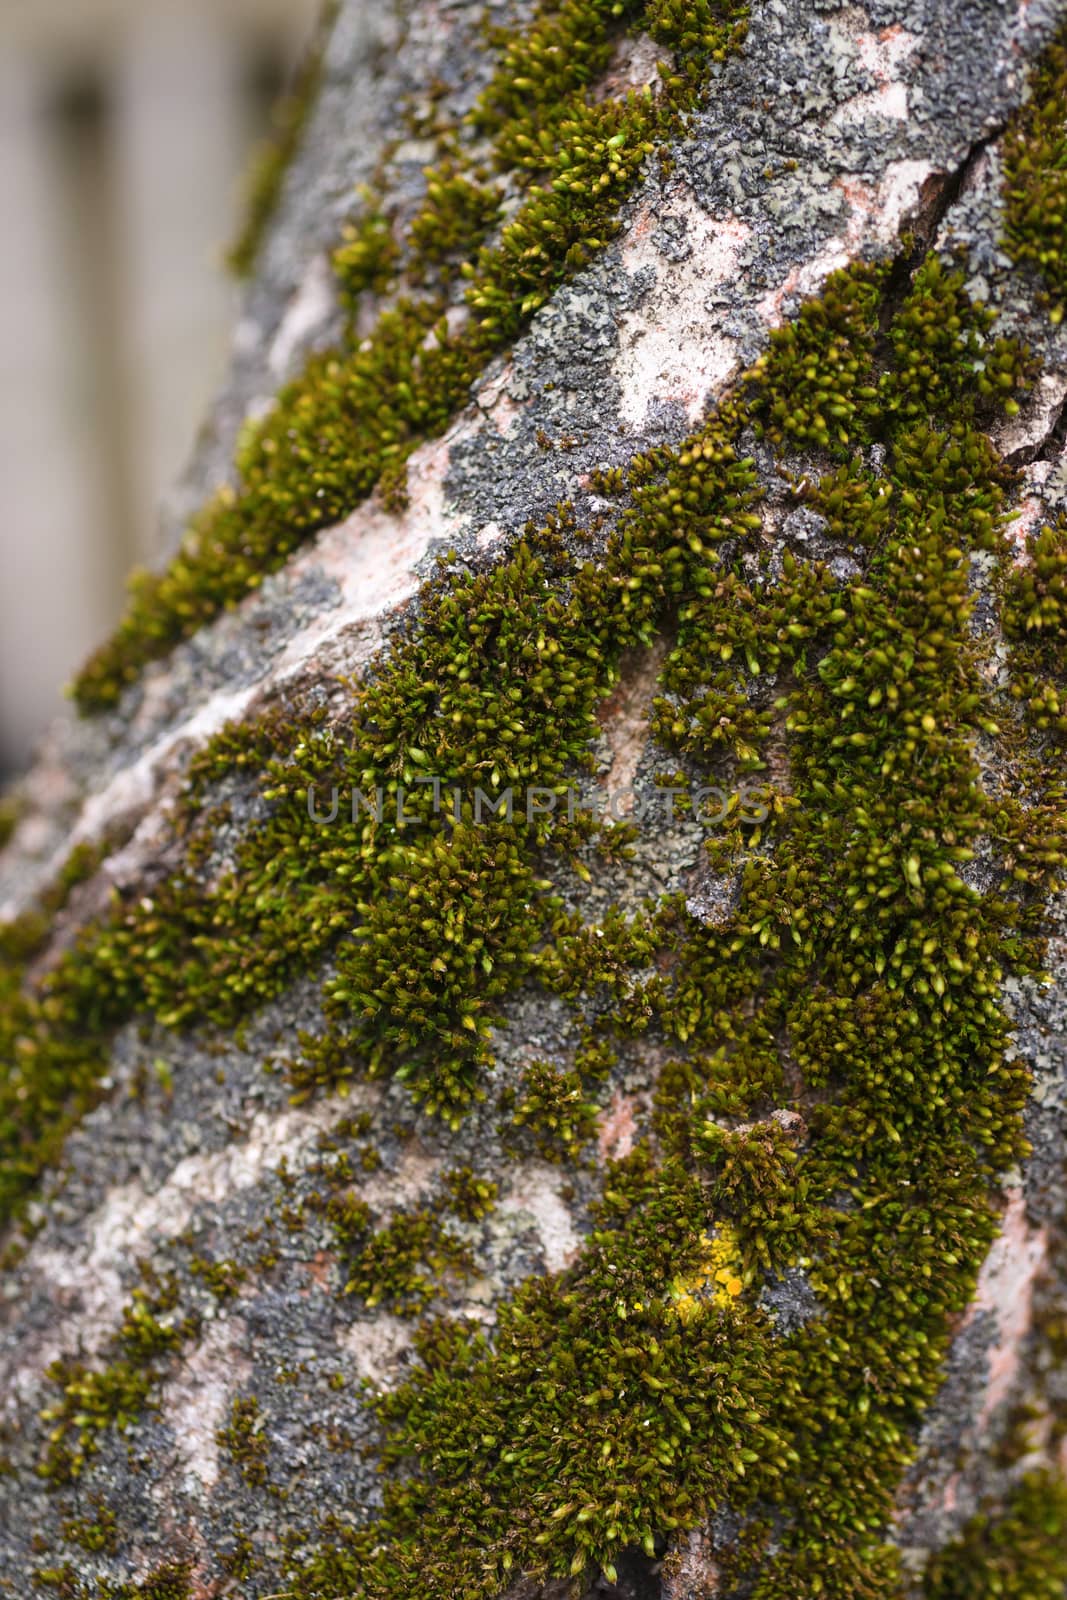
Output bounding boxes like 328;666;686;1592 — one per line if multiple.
2;1;1067;1597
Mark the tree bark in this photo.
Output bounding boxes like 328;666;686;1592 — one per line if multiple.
2;1;1067;1597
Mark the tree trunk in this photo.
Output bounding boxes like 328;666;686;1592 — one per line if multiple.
2;2;1067;1597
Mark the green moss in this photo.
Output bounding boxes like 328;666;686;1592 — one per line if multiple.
34;1563;191;1599
219;1526;259;1581
0;830;142;1230
0;793;21;851
189;1254;247;1300
333;197;400;308
116;1272;195;1360
1003;515;1067;661
346;1156;777;1595
72;0;749;711
342;1204;475;1314
62;1496;119;1556
310;1151;485;1312
36;1268;196;1486
5;226;1064;1595
225;0;341;279
502;1059;600;1158
923;1472;1067;1600
1000;515;1067;743
695;1117;807;1277
440;1165;499;1222
268;258;1049;1597
218;1394;271;1487
884;256;1028;423
747;261;887;453
320;1186;372;1249
319;820;556;1119
407;163;502;274
1003;20;1067;314
39;1360;154;1485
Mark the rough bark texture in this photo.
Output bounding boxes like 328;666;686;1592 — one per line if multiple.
2;1;1067;1597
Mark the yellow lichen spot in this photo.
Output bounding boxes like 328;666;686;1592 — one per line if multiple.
666;1227;744;1323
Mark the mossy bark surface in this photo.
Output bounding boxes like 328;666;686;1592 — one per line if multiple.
3;2;1067;1597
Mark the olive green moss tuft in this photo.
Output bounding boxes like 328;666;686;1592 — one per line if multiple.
1003;19;1067;315
62;1496;120;1556
189;1253;248;1300
502;1058;601;1159
440;1165;499;1222
0;794;21;851
0;831;140;1233
39;1361;155;1486
37;1270;197;1485
407;163;503;275
7;212;1067;1593
72;0;748;711
1000;515;1067;742
923;1472;1067;1600
34;1561;192;1599
333;196;401;307
310;1153;493;1312
218;1394;271;1487
342;1204;476;1313
1003;515;1067;659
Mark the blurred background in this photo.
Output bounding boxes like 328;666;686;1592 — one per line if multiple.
0;0;319;777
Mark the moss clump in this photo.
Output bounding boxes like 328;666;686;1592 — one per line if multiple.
219;1527;259;1582
0;793;21;851
407;163;502;273
37;1272;196;1484
218;1394;270;1487
72;0;749;710
746;262;886;452
503;1059;600;1158
310;1160;496;1313
189;1254;247;1300
39;1360;154;1484
695;1117;807;1276
34;1562;192;1599
1003;20;1067;314
320;1187;372;1249
322;821;554;1119
5;238;1061;1596
1003;516;1067;662
343;1157;769;1595
1001;516;1067;742
225;0;341;278
0;832;136;1232
747;255;1028;454
884;257;1027;423
62;1496;119;1555
332;195;401;308
647;0;749;71
923;1472;1067;1600
441;1165;499;1222
116;1273;195;1360
342;1204;476;1313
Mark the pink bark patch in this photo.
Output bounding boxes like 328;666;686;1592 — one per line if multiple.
598;1091;638;1162
967;1188;1048;1431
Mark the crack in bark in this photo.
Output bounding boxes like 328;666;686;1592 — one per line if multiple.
878;124;1006;335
